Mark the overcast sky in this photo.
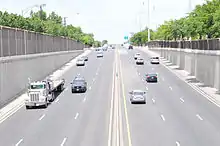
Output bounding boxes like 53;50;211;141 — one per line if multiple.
0;0;205;44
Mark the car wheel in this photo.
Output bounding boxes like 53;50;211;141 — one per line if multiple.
26;105;30;109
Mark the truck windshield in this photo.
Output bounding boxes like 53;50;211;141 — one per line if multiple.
30;84;45;89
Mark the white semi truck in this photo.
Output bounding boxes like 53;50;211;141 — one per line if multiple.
25;78;65;109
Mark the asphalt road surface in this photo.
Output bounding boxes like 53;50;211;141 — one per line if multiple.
1;47;220;146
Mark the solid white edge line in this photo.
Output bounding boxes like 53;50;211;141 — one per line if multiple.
38;114;45;121
15;139;23;146
160;114;166;121
60;137;67;146
196;114;203;121
74;113;79;119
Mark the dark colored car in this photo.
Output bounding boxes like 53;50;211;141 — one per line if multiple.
128;45;133;49
71;76;87;93
146;73;158;82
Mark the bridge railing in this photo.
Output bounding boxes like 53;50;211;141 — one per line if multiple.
146;39;220;50
0;26;86;57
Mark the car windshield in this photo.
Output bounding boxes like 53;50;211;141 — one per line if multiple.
136;54;140;56
73;79;84;83
152;57;159;59
147;74;157;76
77;58;84;61
133;91;144;96
30;84;45;89
138;58;143;60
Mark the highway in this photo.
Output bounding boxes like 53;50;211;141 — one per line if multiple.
1;46;220;146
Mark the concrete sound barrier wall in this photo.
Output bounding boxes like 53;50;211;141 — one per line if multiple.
0;50;83;107
150;48;220;92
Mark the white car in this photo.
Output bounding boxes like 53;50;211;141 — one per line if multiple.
97;51;103;57
136;58;144;65
76;58;85;66
129;90;146;104
134;53;141;60
150;57;160;64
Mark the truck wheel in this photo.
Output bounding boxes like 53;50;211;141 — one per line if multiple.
50;93;55;102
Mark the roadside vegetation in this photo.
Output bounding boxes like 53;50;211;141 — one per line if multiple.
130;0;220;45
0;10;102;47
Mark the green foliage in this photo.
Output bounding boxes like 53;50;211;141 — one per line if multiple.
0;10;99;46
102;40;108;45
132;0;220;41
130;29;154;45
94;41;101;47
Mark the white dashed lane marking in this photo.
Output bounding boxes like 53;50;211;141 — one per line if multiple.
160;114;166;121
152;98;156;104
169;86;173;90
38;114;45;121
196;114;203;121
60;138;67;146
15;139;23;146
176;141;180;146
180;97;184;103
74;113;79;119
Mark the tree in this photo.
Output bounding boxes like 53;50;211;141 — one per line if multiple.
102;40;108;45
144;0;220;41
47;11;62;24
0;10;99;46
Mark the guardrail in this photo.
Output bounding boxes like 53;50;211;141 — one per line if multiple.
146;39;220;50
0;25;87;57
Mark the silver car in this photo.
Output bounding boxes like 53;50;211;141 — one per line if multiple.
136;58;144;65
76;58;85;66
97;51;104;57
134;53;141;60
129;90;146;104
150;57;160;64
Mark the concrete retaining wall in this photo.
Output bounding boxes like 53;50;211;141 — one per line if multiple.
0;50;83;107
151;48;220;92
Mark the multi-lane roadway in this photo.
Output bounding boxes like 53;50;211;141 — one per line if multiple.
1;46;220;146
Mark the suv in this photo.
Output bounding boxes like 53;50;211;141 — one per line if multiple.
71;76;87;93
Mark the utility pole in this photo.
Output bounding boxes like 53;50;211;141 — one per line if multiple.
39;4;46;20
188;0;192;12
63;17;68;26
147;0;150;42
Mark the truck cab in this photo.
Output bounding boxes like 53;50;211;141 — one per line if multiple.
25;81;49;109
25;78;65;109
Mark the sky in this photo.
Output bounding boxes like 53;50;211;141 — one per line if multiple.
0;0;205;44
